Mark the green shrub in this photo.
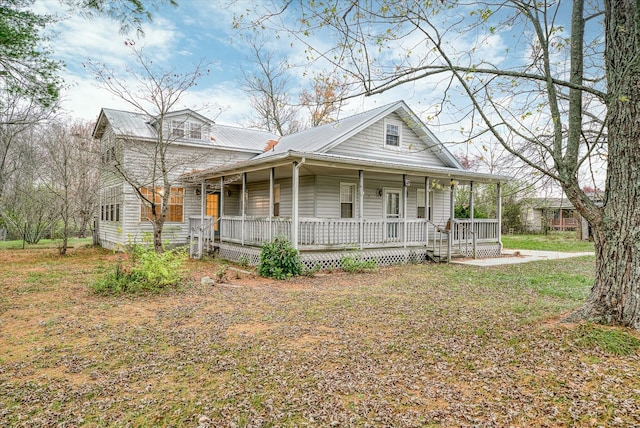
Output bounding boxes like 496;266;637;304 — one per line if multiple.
258;237;302;279
91;245;187;295
341;253;378;273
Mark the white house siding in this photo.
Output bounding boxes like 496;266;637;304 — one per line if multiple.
99;129;255;248
327;112;446;168
298;176;315;217
305;174;451;225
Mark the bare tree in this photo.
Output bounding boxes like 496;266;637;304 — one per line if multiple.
243;1;640;328
242;39;302;135
86;42;211;253
0;92;55;199
36;120;98;254
0;128;56;244
300;74;349;127
69;121;100;238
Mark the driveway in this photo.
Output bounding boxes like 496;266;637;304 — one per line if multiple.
451;248;595;266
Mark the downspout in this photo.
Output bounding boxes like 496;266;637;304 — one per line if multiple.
292;158;306;249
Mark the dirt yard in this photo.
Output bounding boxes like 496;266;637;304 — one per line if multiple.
1;247;639;427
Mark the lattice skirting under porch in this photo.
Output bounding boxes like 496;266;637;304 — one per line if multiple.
217;243;433;270
453;243;502;258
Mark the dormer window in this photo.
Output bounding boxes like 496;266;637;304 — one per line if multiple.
189;122;202;139
384;119;402;147
171;120;185;138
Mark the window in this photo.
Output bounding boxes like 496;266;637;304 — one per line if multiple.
273;184;280;217
189;122;202;139
171;120;185;138
101;146;116;164
417;188;433;220
340;183;355;218
384;119;401;147
140;187;184;222
100;186;122;222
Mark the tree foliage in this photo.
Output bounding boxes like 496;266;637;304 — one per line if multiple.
0;0;62;109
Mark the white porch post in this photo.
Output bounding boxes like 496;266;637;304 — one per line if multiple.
497;182;503;252
359;170;364;250
402;174;407;248
470;181;476;258
425;176;430;246
198;181;205;259
448;180;455;262
269;167;274;242
241;172;246;246
219;176;224;243
292;161;299;249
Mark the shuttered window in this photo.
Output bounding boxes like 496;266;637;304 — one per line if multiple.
140;187;184;222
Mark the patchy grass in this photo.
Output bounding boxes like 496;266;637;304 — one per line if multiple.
0;237;93;250
1;248;639;426
502;231;595;252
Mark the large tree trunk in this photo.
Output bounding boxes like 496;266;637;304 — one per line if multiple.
573;0;640;328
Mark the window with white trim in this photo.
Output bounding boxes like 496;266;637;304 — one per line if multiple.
171;120;185;138
417;188;433;220
140;187;184;222
384;119;402;147
340;183;355;218
189;122;202;139
273;184;280;217
100;185;122;222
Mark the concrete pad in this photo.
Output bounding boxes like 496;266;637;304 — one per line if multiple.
450;248;595;266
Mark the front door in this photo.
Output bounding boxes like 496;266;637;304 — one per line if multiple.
384;189;401;240
206;193;220;237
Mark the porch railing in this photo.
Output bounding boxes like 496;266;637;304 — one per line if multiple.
188;216;215;258
219;216;497;256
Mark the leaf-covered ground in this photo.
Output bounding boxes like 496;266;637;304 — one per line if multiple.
1;247;639;427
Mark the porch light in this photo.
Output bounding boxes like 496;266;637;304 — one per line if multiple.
225;190;232;197
377;188;383;197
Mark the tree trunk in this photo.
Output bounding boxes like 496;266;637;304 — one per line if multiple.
153;220;164;253
572;0;640;328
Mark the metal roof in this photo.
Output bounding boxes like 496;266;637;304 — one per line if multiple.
255;100;462;169
93;108;277;153
186;150;508;184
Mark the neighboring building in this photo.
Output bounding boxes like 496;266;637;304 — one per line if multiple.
522;197;580;233
522;192;603;239
94;101;508;267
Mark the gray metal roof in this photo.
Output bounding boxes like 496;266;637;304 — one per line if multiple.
255;100;462;168
94;108;277;153
256;102;395;157
187;149;508;184
95;108;157;139
208;124;277;152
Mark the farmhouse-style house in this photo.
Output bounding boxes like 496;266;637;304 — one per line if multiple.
94;101;508;268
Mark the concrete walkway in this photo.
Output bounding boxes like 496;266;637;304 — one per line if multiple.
450;248;595;266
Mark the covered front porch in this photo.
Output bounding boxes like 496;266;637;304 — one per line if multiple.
185;151;505;265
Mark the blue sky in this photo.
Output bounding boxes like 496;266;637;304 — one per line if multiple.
33;0;606;192
38;0;439;127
